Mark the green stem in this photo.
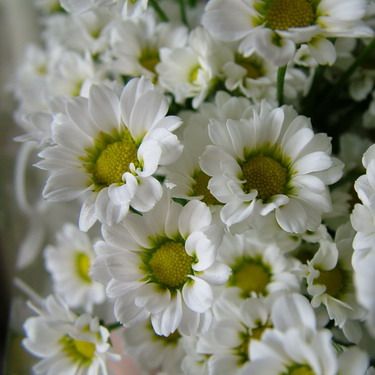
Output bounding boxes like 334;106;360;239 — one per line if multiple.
277;65;287;106
106;322;123;331
149;0;169;22
178;0;189;27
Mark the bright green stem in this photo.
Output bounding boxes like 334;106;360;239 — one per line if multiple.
277;65;287;106
106;322;123;331
149;0;169;22
179;0;189;27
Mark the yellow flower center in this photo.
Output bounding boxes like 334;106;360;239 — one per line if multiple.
60;335;96;365
149;241;193;289
189;65;200;83
235;54;265;79
234;323;270;364
149;321;181;345
265;0;315;30
230;258;271;297
139;48;160;74
95;139;137;186
82;128;139;190
242;155;287;201
191;171;220;206
315;266;345;297
286;365;315;375
75;252;92;283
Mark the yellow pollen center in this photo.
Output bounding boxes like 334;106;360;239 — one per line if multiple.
75;252;92;283
315;266;345;297
149;241;193;289
231;260;271;296
191;171;220;205
60;336;96;365
189;65;200;83
265;0;315;30
287;365;315;375
242;155;287;201
139;48;160;74
94;134;138;186
235;54;264;79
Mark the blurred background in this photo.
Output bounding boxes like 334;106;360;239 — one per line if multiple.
0;0;40;372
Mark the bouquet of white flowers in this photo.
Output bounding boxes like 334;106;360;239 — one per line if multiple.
6;0;375;374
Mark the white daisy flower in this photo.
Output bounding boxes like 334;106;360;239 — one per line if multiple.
222;46;307;102
109;11;187;80
239;293;338;375
46;49;100;98
37;77;183;230
92;190;230;336
124;319;185;374
198;297;272;374
157;27;231;108
23;295;119;375
218;230;299;301
338;346;370;375
200;100;343;233
44;223;105;312
351;144;375;251
45;8;114;56
60;0;118;14
304;223;364;338
352;245;375;337
181;336;210;375
164;91;251;205
34;0;64;13
202;0;373;66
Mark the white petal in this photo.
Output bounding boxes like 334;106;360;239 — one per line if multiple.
182;276;213;313
134;284;171;313
89;85;121;132
200;263;232;285
130;176;163;213
275;199;308;233
151;291;183;336
178;200;212;239
79;194;97;231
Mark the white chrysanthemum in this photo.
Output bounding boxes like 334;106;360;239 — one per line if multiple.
12;45;50;115
202;0;373;66
43;8;114;56
351;144;375;251
338;347;370;375
239;293;338;375
92;190;230;336
218;230;299;301
200;100;343;233
181;336;209;375
34;0;64;13
124;319;185;374
157;27;231;108
109;11;187;80
304;223;364;339
164;92;251;205
44;223;105;312
352;246;375;337
23;295;118;375
198;297;272;374
37;77;183;230
222;46;307;102
46;49;100;98
60;0;118;13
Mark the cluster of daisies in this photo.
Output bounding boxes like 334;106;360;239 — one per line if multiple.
9;0;375;374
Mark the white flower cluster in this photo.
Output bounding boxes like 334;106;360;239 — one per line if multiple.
9;0;375;374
